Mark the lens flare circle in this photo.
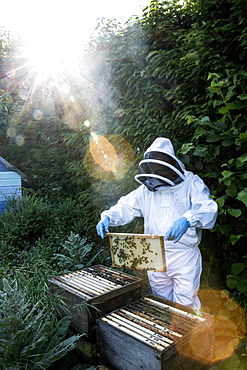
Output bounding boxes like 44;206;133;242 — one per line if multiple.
175;289;246;365
84;134;134;182
90;133;119;172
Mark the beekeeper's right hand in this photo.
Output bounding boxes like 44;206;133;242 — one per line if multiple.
96;216;110;239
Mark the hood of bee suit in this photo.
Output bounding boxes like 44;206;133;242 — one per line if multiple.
134;137;186;192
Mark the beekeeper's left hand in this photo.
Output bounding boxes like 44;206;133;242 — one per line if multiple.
165;217;190;243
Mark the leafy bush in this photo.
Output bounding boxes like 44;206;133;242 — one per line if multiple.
180;72;247;301
0;277;81;369
0;194;95;252
0;195;57;249
52;232;105;273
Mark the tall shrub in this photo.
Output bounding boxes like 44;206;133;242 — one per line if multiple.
180;71;247;301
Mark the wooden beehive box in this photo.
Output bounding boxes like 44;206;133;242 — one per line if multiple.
96;295;215;370
48;265;143;335
107;233;166;272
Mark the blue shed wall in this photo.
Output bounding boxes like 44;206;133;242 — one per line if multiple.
0;165;22;212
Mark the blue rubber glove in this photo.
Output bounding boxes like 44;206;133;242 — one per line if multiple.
165;217;190;243
96;216;110;239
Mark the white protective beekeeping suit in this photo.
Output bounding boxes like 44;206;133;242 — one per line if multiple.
100;138;218;308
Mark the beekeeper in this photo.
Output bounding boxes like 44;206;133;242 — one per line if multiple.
96;137;218;309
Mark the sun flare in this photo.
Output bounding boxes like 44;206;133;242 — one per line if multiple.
1;0;151;88
26;40;64;77
1;0;151;128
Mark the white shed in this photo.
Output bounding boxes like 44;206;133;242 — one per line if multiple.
0;157;27;212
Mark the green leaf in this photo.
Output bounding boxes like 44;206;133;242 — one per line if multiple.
198;116;215;129
221;170;233;178
241;174;247;181
216;196;225;208
236;153;247;168
225;89;235;102
215;121;227;130
206;133;221;142
222;140;233;146
180;143;194;154
194;128;207;139
208;72;221;80
193;146;207;157
236;279;247;293
227;208;241;218
237;94;247;100
239;131;247;140
213;99;224;107
219;224;232;234
227;158;235;166
230;234;243;245
218;103;236;114
186;115;198;124
220;290;229;299
231;263;245;275
237;189;247;205
200;116;211;123
226;277;238;289
220;171;233;185
226;184;237;197
35;333;81;369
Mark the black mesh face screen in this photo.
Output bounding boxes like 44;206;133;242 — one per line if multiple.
135;150;184;191
139;162;179;182
144;151;184;174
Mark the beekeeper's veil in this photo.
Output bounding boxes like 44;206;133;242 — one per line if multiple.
135;137;185;192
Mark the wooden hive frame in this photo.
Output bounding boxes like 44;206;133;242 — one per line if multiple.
107;233;166;272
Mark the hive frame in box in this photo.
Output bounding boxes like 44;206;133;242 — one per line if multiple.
107;233;166;272
96;295;215;370
48;264;143;335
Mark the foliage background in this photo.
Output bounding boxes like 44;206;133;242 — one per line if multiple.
0;0;247;368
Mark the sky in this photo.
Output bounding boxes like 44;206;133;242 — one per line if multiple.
0;0;151;71
1;0;151;43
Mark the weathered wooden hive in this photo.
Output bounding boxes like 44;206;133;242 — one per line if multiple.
96;295;215;370
48;264;143;334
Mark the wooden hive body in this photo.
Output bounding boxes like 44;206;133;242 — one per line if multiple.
96;295;215;370
49;265;143;334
